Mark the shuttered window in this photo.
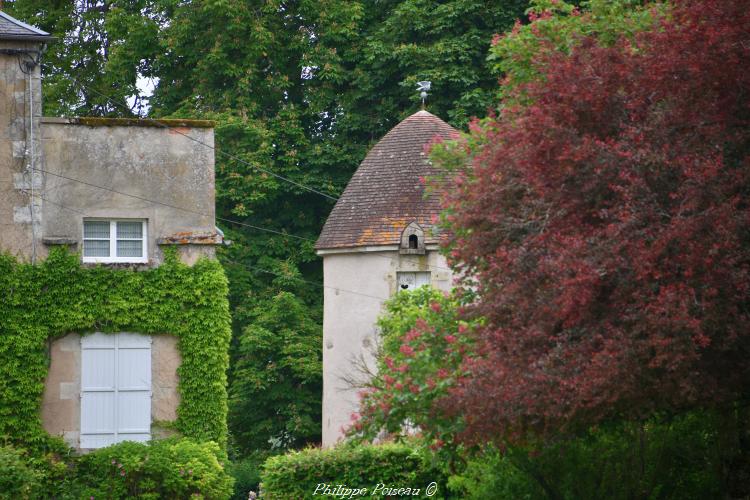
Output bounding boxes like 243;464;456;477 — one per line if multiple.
80;332;151;449
397;271;431;292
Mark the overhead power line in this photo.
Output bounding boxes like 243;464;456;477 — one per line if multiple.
70;77;339;202
38;167;309;242
39;166;454;272
41;77;454;273
37;193;389;302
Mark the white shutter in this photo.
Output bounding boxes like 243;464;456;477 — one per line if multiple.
80;332;151;448
397;271;431;292
415;272;431;288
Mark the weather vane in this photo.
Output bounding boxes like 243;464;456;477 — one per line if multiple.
417;81;431;109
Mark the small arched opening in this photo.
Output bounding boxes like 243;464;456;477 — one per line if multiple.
408;234;419;249
400;221;426;255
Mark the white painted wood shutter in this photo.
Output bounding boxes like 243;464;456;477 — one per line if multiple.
397;271;431;291
80;332;151;448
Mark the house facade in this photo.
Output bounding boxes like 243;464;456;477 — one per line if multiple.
316;110;458;446
0;12;224;450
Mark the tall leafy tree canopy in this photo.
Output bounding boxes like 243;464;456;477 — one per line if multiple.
5;0;529;451
6;0;163;116
440;0;750;443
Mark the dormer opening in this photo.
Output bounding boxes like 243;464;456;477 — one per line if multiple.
400;221;426;255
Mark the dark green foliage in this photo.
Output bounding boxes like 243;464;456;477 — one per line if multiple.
5;0;163;116
448;410;737;499
7;0;531;454
151;2;532;454
228;451;272;500
261;442;447;499
0;445;43;499
229;291;322;453
0;248;231;450
68;438;233;499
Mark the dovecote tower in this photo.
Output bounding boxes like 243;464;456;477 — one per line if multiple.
316;110;458;446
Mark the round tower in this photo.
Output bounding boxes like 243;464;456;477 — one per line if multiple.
316;110;458;446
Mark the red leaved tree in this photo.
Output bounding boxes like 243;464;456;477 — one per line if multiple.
442;0;750;443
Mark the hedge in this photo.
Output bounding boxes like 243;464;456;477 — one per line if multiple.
70;438;233;499
0;438;234;499
261;442;447;499
0;445;43;499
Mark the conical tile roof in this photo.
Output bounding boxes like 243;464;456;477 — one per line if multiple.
316;110;459;250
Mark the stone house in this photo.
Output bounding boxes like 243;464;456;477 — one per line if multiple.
316;110;458;446
0;12;223;450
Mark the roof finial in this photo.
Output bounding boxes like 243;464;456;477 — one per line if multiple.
416;81;431;110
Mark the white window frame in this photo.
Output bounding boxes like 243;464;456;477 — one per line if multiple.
82;219;148;264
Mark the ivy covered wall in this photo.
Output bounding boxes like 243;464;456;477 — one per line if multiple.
0;248;231;451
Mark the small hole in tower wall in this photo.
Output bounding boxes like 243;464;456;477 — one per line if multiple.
408;234;418;249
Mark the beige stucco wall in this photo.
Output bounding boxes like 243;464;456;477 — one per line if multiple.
40;119;217;265
320;247;452;447
41;332;182;449
1;35;215;452
0;43;218;265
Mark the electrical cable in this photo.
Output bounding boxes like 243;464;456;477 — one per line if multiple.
70;77;339;202
37;167;454;272
37;193;390;302
28;62;36;264
37;167;310;242
38;74;455;272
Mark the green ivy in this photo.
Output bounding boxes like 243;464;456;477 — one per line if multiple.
0;247;231;451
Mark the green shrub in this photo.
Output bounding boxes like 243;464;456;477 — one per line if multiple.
229;451;271;500
25;437;75;498
69;438;233;499
354;287;475;451
0;445;43;499
448;410;730;500
261;442;447;499
447;447;542;500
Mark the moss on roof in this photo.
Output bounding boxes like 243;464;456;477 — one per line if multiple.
316;110;459;250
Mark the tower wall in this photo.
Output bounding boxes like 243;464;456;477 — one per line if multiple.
321;248;451;447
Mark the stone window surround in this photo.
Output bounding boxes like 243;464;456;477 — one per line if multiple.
41;332;181;450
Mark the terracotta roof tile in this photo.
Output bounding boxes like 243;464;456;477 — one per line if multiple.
316;110;459;250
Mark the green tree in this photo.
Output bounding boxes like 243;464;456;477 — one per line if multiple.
8;0;531;455
488;0;662;103
149;0;529;454
5;0;163;116
229;291;322;454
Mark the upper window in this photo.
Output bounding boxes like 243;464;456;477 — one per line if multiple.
397;271;431;292
83;219;147;263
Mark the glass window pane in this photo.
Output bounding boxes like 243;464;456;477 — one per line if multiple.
117;222;142;239
84;221;110;239
84;240;110;257
117;240;143;258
